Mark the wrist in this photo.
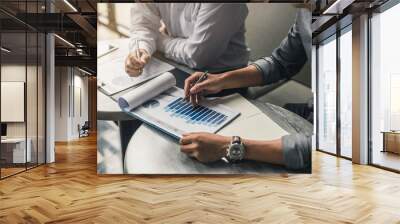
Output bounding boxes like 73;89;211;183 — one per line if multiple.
218;136;231;159
218;72;233;90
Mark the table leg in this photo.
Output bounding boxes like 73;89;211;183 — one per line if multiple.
118;119;143;162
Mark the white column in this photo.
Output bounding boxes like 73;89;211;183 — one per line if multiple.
352;14;369;164
46;32;55;163
45;0;55;163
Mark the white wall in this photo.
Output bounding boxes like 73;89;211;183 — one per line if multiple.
245;3;311;86
54;67;69;141
54;67;89;141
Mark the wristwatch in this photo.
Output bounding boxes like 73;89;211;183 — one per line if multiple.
225;136;246;162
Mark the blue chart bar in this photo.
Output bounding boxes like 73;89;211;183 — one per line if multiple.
164;97;227;126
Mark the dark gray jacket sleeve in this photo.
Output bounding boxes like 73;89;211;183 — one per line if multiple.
251;12;308;85
282;134;311;171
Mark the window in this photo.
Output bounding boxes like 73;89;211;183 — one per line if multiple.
317;36;337;154
370;2;400;171
339;27;352;158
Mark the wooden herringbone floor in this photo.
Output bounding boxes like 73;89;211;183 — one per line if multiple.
1;134;400;224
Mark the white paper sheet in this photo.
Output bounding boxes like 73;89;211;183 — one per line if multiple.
118;72;176;111
98;56;174;95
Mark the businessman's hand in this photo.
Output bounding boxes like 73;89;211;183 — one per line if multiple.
184;72;225;106
125;49;150;77
180;132;230;163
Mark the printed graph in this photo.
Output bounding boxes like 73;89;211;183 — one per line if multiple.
164;98;227;127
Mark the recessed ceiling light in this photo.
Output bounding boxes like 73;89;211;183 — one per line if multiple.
54;34;75;48
63;0;78;12
78;67;92;76
1;47;11;53
323;0;354;15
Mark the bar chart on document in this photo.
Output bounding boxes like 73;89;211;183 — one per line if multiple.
165;98;229;127
132;89;240;138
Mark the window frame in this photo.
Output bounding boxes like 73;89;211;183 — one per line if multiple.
315;22;353;160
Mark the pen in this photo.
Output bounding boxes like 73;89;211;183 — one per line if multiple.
194;71;208;86
135;39;143;74
193;71;208;105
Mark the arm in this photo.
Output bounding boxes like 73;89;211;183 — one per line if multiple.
129;3;161;56
251;11;308;85
244;134;311;170
185;11;309;98
158;3;248;69
180;133;311;171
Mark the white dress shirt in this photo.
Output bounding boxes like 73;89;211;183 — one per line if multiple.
130;3;250;72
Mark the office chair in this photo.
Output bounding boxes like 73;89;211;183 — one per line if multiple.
79;121;90;138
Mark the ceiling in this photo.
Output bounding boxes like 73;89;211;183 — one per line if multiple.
312;0;390;44
0;0;97;75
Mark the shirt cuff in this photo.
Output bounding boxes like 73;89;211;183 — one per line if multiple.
130;39;154;56
282;134;311;171
250;57;273;85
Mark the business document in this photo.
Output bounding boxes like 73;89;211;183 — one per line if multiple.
118;73;240;139
98;56;174;95
128;88;239;139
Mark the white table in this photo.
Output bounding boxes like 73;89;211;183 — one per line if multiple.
1;138;32;164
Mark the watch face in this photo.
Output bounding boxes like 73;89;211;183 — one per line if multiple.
229;144;244;160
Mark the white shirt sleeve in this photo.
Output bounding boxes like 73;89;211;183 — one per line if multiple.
130;3;161;55
158;3;248;69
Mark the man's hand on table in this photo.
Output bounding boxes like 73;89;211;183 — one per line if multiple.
180;132;230;163
125;49;150;77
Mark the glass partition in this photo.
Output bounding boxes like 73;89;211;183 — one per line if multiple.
0;1;46;179
27;31;38;169
1;31;28;177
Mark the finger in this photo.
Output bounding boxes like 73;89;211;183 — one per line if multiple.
181;133;199;143
180;143;197;153
126;68;141;77
184;73;202;100
184;79;191;100
140;53;149;64
129;55;144;68
190;92;196;106
195;93;200;105
190;80;212;94
127;61;143;72
180;135;193;145
126;62;143;71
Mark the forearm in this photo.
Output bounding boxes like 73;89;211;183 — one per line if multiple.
243;138;284;166
130;3;160;55
219;65;264;89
